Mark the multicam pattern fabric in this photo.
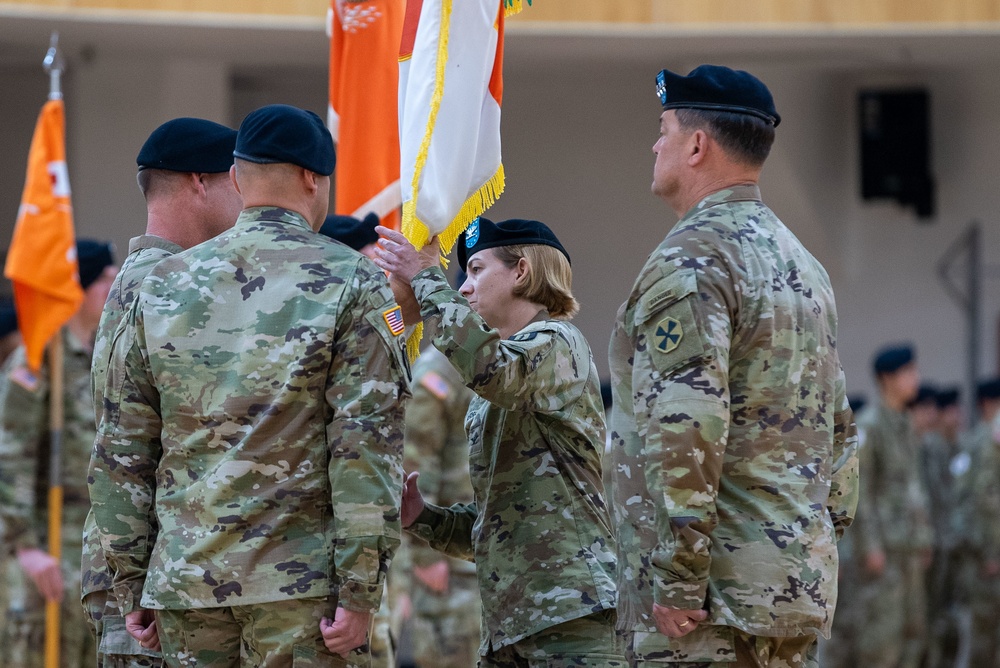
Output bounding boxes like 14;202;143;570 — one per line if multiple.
0;331;99;667
607;185;859;644
85;234;180;665
405;266;618;653
84;235;182;598
88;206;409;614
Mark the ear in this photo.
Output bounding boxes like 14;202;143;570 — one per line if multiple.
513;257;530;284
190;172;209;197
688;129;709;167
230;164;241;195
301;168;319;196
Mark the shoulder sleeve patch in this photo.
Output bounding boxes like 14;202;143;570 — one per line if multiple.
10;366;39;392
419;371;451;400
382;305;405;336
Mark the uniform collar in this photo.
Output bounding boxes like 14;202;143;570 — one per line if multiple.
680;183;762;222
128;234;184;256
237;206;313;231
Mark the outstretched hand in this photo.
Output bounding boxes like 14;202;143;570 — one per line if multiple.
374;227;441;285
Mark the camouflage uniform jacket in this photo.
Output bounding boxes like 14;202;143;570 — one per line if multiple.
607;185;859;639
969;417;1000;561
0;331;94;561
404;346;476;575
88;206;410;613
853;402;933;558
406;266;618;652
83;234;182;598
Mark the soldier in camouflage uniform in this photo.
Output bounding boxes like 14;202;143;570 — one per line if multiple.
839;345;932;668
404;346;480;668
84;117;241;668
912;386;962;668
964;379;1000;666
374;218;624;667
318;210;400;668
87;105;410;666
0;240;117;667
607;65;859;667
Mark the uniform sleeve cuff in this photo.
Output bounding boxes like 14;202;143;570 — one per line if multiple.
653;573;708;609
337;579;384;613
113;581;145;615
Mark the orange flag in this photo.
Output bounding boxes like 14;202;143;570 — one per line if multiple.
4;98;81;372
328;0;405;230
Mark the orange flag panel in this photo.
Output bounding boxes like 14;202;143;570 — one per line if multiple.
4;98;82;372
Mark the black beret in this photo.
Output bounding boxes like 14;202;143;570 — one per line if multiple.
0;298;17;339
872;345;915;375
457;217;570;272
137;118;237;173
935;387;960;409
847;394;867;414
977;378;1000;402
319;212;380;251
911;385;938;407
234;104;335;176
656;64;781;127
76;239;116;290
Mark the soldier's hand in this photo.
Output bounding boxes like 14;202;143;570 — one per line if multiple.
864;549;886;577
401;471;426;528
652;603;707;638
320;607;371;657
16;547;63;602
374;226;441;284
125;608;160;651
413;559;450;594
389;272;422;325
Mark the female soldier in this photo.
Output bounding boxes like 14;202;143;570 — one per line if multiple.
374;218;624;667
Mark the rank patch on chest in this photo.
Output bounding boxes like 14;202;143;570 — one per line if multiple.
654;317;683;354
382;305;405;336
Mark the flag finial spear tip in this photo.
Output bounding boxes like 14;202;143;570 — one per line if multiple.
43;31;64;100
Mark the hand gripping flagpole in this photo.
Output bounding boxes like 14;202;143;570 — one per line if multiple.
42;31;65;668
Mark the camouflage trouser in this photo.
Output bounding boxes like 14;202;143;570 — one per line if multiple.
157;596;373;668
622;625;818;667
410;573;480;668
480;609;627;667
370;591;394;668
854;553;927;668
82;589;161;667
967;572;1000;667
1;555;97;668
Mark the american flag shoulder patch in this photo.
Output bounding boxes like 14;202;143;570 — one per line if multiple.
420;371;450;400
382;305;404;336
10;365;39;392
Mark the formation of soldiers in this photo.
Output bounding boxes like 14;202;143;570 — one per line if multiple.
827;346;1000;668
0;61;991;668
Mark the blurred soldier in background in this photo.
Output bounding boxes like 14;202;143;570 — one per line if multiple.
0;240;117;667
849;345;933;668
403;341;480;668
964;378;1000;667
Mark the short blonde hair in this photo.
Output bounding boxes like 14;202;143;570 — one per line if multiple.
493;244;579;320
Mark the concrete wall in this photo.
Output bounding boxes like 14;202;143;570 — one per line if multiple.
0;31;997;412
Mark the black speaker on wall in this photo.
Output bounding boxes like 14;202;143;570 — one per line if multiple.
859;89;935;219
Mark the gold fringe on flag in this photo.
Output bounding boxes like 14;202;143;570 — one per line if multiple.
503;0;531;17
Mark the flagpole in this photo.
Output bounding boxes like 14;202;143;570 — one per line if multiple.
42;31;65;668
